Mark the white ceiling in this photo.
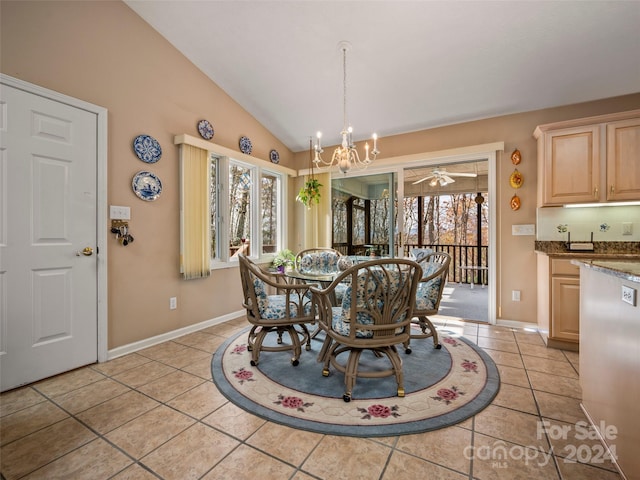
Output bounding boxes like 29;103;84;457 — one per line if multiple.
125;1;640;153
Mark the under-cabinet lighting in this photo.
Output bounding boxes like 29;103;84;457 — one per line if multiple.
563;201;640;208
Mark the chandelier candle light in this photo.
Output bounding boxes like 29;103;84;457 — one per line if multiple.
313;42;379;174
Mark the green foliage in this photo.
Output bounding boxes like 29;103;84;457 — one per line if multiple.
272;248;296;268
296;178;322;207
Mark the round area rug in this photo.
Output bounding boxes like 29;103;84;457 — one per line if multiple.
211;326;500;437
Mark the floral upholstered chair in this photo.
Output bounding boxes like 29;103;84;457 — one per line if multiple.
411;247;434;262
404;251;451;352
311;258;422;402
295;248;350;303
238;254;316;366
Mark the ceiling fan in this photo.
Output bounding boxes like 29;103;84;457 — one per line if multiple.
412;168;477;186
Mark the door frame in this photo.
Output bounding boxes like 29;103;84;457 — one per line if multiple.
323;142;501;324
1;74;109;362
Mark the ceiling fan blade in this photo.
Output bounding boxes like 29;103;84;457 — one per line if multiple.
441;175;456;184
412;175;435;185
446;172;477;178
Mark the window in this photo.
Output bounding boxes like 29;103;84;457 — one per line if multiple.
209;155;284;267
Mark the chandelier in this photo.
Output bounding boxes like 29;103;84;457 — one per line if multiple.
313;41;379;174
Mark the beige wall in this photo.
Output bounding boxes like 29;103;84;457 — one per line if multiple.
3;1;640;348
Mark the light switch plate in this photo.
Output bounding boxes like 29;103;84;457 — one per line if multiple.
622;285;636;306
512;224;535;236
110;205;131;220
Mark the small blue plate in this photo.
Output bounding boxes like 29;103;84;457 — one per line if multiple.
198;119;214;140
270;149;280;164
133;135;162;163
132;171;162;201
239;136;252;155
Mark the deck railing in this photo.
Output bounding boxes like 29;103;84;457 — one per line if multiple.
332;242;488;286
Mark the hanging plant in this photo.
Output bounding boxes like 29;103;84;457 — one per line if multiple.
296;177;322;207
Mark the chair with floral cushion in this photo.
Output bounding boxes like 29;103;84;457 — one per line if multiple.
311;258;422;402
295;247;351;304
404;251;451;352
238;254;316;366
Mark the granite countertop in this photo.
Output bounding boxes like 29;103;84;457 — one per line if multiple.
571;260;640;284
535;241;640;259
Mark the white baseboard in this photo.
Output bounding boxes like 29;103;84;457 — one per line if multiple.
106;310;245;361
494;318;539;331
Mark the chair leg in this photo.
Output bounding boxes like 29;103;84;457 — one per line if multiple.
285;326;302;366
248;326;269;366
342;349;363;402
381;345;406;397
421;316;441;348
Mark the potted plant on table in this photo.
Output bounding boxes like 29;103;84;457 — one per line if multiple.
272;249;296;273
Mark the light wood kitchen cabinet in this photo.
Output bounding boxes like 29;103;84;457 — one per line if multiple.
537;256;580;350
606;116;640;201
534;109;640;206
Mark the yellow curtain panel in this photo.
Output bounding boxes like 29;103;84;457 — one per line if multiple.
180;144;211;279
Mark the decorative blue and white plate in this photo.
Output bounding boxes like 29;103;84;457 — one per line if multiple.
132;171;162;201
270;149;280;164
133;135;162;163
198;119;214;140
239;136;252;155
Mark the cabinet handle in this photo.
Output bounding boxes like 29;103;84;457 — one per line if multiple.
593;186;598;198
610;185;615;195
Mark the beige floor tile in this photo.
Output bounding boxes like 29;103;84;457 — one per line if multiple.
471;433;560;480
528;370;582;399
202;402;266;440
383;450;468;479
496;364;529;388
491;383;538;415
52;377;131;414
482;348;524;368
188;334;227;354
477;336;519;354
76;390;159;434
202;444;294;480
514;330;546;346
534;390;587;425
395;425;471;474
0;387;47;417
556;458;622;479
1;400;69;446
91;353;152;377
202;322;246;337
474;405;549;451
111;360;176;388
136;370;204;403
142;423;239;480
21;438;132;480
302;435;391;480
111;463;160;480
477;326;516;341
158;346;212;369
291;472;317;480
0;417;96;480
541;417;618;472
167;381;228;419
173;331;220;348
518;342;567;361
521;355;578;378
138;341;190;362
181;355;215;380
33;367;106;397
106;405;194;459
246;422;323;467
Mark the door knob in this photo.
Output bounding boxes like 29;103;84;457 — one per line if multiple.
76;247;93;256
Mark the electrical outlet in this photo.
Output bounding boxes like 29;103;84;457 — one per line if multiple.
169;297;177;310
512;290;521;302
110;205;131;220
622;286;636;306
622;222;632;236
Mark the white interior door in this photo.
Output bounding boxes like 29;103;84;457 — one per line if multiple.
0;82;99;391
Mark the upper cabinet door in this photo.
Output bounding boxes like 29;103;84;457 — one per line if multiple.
542;125;601;205
606;117;640;201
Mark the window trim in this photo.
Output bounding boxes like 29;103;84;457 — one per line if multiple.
175;134;295;270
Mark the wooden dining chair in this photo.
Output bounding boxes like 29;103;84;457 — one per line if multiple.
311;258;422;402
404;251;451;352
238;254;316;366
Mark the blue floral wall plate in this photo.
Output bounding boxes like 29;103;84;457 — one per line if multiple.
270;149;280;164
133;134;162;163
198;119;214;140
239;136;252;155
132;171;162;201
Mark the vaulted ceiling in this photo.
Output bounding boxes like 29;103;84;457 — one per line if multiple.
126;1;640;153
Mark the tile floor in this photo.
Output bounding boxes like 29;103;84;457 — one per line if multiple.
0;317;623;480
